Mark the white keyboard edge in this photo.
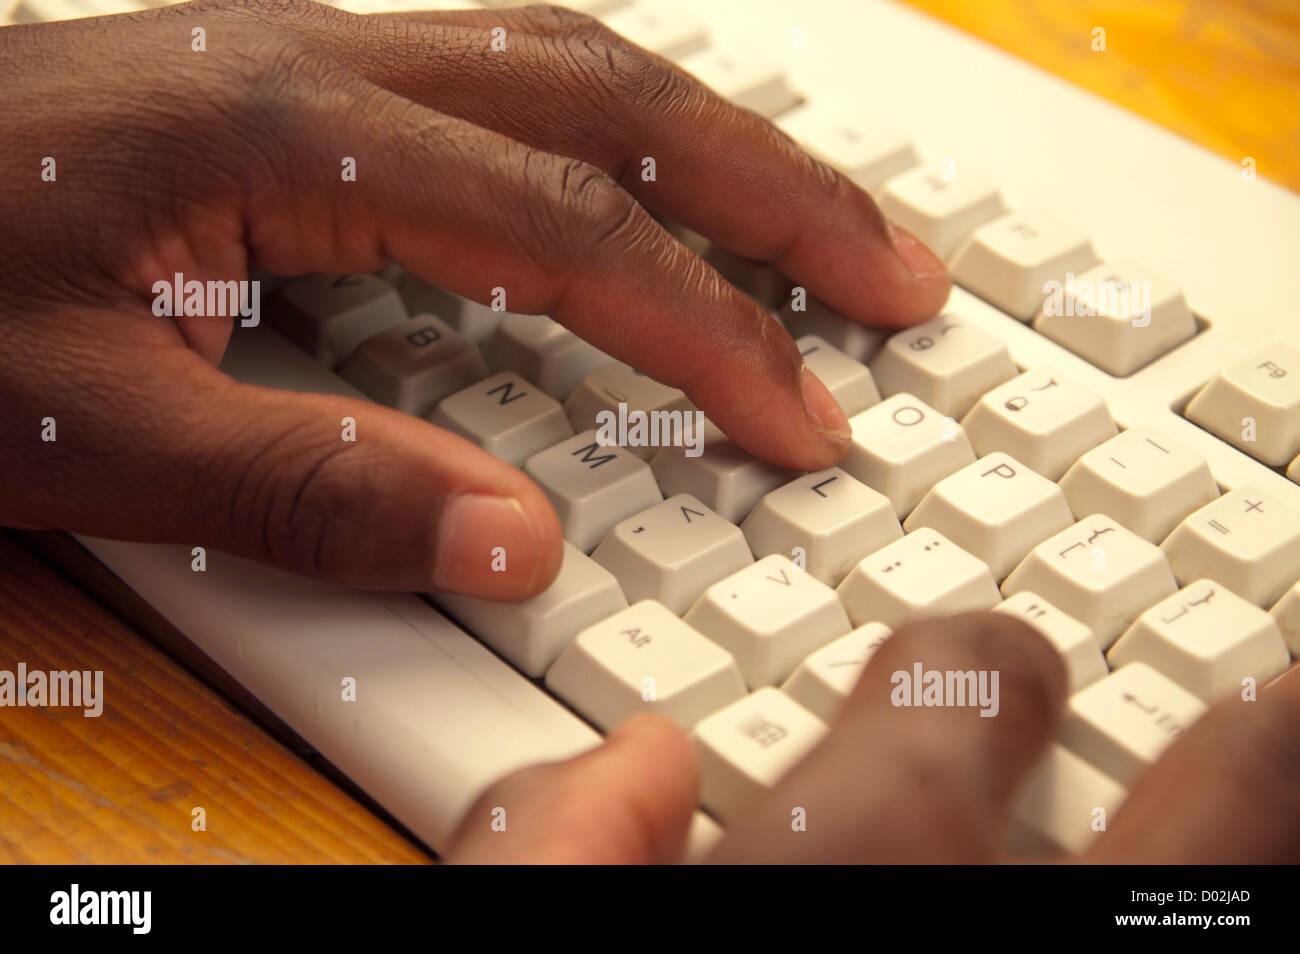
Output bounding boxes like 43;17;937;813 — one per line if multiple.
75;533;603;853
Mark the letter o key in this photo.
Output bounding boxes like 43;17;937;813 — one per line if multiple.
892;405;925;427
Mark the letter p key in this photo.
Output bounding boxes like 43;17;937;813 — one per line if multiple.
982;461;1017;479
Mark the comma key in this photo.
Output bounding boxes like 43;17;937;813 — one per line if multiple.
591;494;753;615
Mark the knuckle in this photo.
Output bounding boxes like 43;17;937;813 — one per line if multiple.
537;154;647;252
556;32;703;119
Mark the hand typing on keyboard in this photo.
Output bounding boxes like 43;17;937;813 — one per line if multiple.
0;0;948;599
3;1;1297;869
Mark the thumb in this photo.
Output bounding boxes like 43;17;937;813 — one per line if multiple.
446;715;698;864
7;335;562;598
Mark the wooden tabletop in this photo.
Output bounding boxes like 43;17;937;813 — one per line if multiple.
2;0;1297;864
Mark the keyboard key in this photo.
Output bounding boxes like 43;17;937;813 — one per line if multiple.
1289;455;1300;484
878;162;1007;259
1002;514;1178;649
684;555;852;687
523;430;663;553
1184;344;1300;466
692;688;828;824
564;363;696;459
384;269;466;331
1270;581;1300;658
652;439;793;524
781;622;892;721
780;296;887;363
601;4;709;60
545;600;747;731
1160;487;1300;607
836;529;1000;629
993;591;1107;692
592;494;753;614
796;335;881;417
868;314;1017;418
430;372;573;467
1061;663;1207;786
1033;261;1197;376
481;314;614;402
741;468;902;586
905;452;1074;581
432;542;627;678
678;46;800;117
1010;743;1127;856
337;315;489;417
843;393;977;518
1058;428;1219;544
950;210;1100;320
775;107;918;192
270;273;407;368
442;297;505;345
1108;580;1290;703
961;368;1118;480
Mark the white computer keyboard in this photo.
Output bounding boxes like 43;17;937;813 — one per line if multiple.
7;0;1300;861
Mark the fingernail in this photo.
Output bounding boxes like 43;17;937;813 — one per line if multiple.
433;493;539;594
800;365;851;442
888;220;948;279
